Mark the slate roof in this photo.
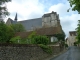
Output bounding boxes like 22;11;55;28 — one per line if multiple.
69;31;77;36
18;18;42;30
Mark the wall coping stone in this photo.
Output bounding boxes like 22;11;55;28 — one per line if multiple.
0;43;39;47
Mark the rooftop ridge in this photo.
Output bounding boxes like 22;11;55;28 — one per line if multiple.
18;17;42;22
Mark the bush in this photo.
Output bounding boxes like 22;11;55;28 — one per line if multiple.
10;36;33;44
0;21;14;43
10;36;21;43
33;35;49;45
28;32;49;45
74;42;78;46
39;44;52;54
65;44;68;47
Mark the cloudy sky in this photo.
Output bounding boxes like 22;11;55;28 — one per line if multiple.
6;0;80;37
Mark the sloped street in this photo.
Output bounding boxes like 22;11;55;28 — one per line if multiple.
50;46;80;60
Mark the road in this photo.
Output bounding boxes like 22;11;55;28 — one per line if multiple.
50;46;80;60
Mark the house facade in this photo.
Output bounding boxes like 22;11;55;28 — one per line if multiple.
6;11;63;42
67;31;77;46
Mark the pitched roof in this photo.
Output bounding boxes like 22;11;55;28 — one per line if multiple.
15;27;62;38
6;18;14;25
15;31;33;38
69;31;77;36
18;18;42;30
35;27;62;35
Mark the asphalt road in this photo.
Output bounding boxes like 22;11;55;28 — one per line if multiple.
50;46;80;60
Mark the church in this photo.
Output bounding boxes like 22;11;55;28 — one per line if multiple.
6;11;63;42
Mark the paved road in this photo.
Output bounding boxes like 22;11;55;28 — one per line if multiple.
50;46;80;60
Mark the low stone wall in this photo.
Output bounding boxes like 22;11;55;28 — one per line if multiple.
0;44;49;60
0;44;62;60
51;46;60;54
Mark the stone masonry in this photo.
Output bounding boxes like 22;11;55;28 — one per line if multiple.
0;44;61;60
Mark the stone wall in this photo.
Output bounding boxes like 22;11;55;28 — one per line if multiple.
51;46;61;54
0;44;61;60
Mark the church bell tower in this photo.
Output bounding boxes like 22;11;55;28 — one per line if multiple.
14;13;18;22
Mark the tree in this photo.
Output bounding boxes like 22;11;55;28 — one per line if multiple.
7;25;15;42
76;20;80;43
10;23;26;33
68;0;80;13
0;21;14;43
0;0;11;20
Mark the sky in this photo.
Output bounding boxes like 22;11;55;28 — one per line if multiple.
6;0;80;37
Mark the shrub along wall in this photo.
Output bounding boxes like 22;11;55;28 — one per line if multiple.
0;44;62;60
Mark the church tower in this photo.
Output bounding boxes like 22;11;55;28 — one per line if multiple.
42;11;60;27
14;13;17;22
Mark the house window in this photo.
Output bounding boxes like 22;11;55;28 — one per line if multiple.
51;37;58;42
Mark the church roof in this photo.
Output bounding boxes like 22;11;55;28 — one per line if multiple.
18;18;42;30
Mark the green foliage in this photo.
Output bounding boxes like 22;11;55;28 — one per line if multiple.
27;32;49;45
10;36;21;43
33;35;49;45
76;20;80;43
39;44;52;54
28;31;36;39
10;23;26;33
27;31;36;44
54;31;65;41
10;36;32;44
68;0;80;13
0;0;11;18
0;21;14;43
74;42;78;46
10;31;49;44
64;44;68;47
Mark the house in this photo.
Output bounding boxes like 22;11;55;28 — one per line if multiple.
6;11;64;42
67;31;77;46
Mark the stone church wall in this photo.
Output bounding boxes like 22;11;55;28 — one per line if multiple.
42;12;59;28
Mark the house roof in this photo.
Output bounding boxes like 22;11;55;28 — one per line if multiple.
69;31;77;36
15;31;33;38
15;27;62;38
35;27;62;35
